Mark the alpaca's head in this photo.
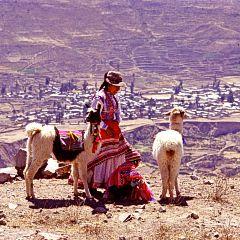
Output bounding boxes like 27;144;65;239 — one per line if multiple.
165;107;188;122
165;107;188;133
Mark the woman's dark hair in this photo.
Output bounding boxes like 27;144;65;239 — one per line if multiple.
99;71;110;91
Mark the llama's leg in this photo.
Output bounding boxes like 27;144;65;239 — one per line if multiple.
72;163;79;197
78;156;92;199
24;151;32;179
168;177;175;202
169;166;179;202
24;138;33;178
175;177;181;197
25;159;43;199
159;166;169;200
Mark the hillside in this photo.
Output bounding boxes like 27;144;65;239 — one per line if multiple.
0;163;239;239
1;0;240;88
1;120;239;177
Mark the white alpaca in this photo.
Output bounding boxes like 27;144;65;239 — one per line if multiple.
152;107;187;201
24;107;102;200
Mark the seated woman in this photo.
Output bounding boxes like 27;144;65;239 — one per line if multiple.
69;71;154;202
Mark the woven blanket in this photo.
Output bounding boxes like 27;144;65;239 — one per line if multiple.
53;127;85;161
58;129;84;151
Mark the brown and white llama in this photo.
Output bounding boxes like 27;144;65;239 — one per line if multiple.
24;106;102;200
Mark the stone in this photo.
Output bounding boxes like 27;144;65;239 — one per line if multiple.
203;179;214;185
119;237;126;240
92;207;108;214
189;212;199;219
38;232;68;240
0;167;17;176
190;175;199;180
43;158;58;178
159;206;166;213
119;213;133;222
15;148;27;168
133;213;142;220
8;203;18;210
135;209;143;214
56;164;71;178
106;212;113;218
178;236;187;240
0;173;11;184
0;220;6;226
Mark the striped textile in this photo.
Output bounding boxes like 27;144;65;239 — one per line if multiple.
87;133;141;170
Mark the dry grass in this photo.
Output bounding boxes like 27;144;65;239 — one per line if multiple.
210;177;229;203
150;224;173;240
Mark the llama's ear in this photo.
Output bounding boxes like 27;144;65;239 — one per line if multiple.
164;111;171;116
96;103;101;113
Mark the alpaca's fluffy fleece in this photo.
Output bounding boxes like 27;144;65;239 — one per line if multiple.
152;130;183;199
152;106;187;200
24;122;101;200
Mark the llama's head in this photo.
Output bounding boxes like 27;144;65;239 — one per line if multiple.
165;107;188;122
85;104;101;124
85;104;102;138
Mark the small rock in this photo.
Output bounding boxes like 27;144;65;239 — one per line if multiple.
0;220;6;226
119;237;126;240
135;209;143;214
190;175;199;180
0;173;12;184
178;236;187;240
140;205;146;209
56;164;71;179
8;203;18;210
133;213;142;220
203;179;214;185
213;232;220;238
103;219;108;223
230;185;234;189
189;212;199;219
15;148;27;169
0;212;6;218
106;212;112;218
38;232;68;240
159;206;166;213
119;213;133;222
92;207;108;214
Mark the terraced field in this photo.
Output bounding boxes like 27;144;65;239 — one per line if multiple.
0;0;240;88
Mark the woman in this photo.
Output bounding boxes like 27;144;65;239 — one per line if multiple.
69;71;154;202
88;70;142;189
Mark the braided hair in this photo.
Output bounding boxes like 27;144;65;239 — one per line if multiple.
98;71;110;91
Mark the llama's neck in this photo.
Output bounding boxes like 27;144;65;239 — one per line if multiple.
83;123;101;154
83;123;94;150
169;122;183;135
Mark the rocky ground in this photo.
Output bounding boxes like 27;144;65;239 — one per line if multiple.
0;163;239;240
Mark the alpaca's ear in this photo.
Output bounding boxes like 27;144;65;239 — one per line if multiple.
183;112;189;119
164;111;172;116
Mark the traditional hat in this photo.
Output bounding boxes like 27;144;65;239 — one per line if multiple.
104;71;127;87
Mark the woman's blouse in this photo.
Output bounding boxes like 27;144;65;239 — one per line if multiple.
91;89;121;129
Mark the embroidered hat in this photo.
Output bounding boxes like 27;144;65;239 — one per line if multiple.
104;71;127;87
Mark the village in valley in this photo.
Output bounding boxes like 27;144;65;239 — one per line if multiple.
0;72;240;131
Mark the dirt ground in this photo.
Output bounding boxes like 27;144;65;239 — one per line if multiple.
0;163;239;240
